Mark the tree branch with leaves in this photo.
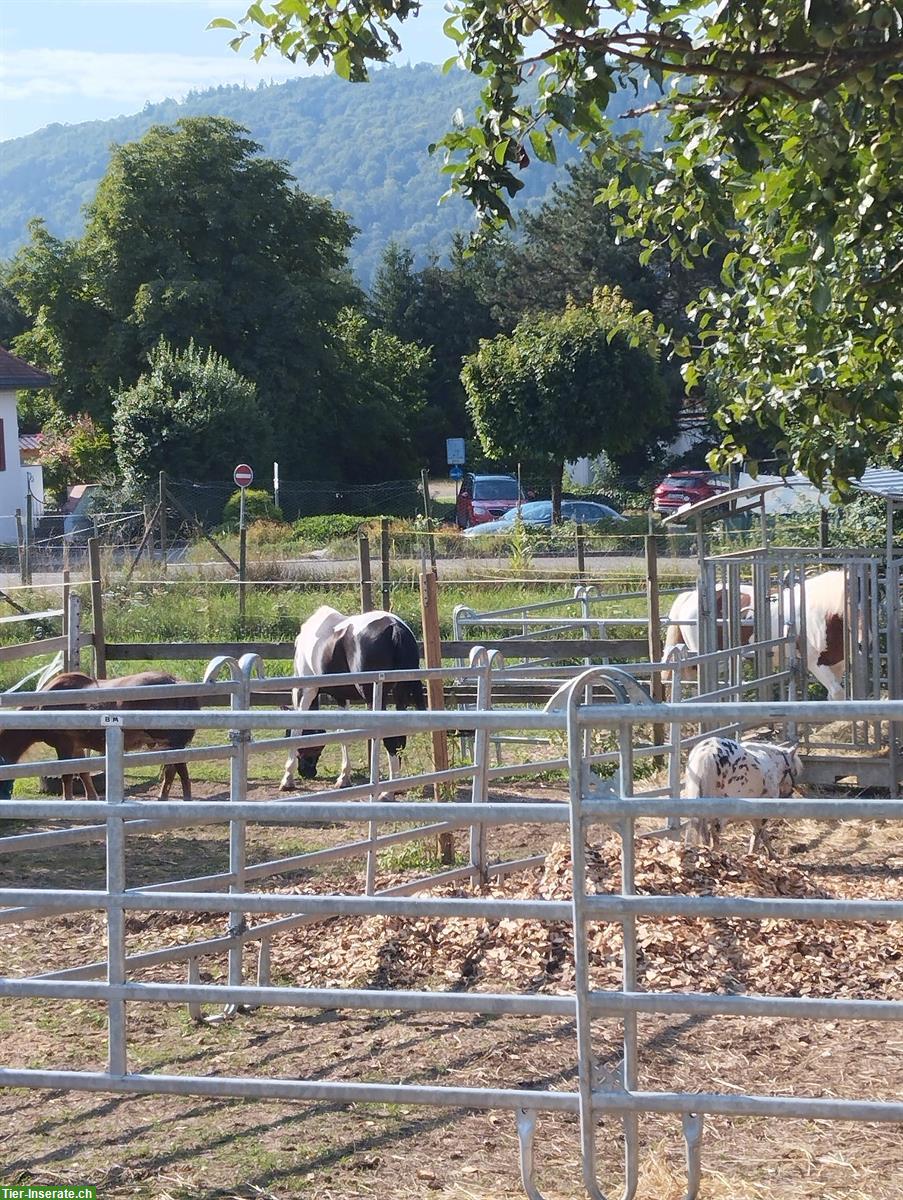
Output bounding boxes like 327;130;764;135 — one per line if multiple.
217;1;903;489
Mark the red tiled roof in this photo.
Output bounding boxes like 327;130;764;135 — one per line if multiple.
0;346;54;390
19;433;44;451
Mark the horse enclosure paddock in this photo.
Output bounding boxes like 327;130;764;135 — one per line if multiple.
0;653;901;1198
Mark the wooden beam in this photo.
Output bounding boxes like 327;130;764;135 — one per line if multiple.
0;636;68;663
88;537;106;677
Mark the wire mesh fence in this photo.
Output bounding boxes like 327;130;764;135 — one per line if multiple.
167;476;423;524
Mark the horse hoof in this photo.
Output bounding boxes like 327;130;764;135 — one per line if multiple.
279;779;296;793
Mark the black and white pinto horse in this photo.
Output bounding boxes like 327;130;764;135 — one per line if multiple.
279;606;426;793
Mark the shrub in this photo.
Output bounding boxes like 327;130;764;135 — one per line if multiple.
222;489;284;528
292;514;367;545
113;339;271;496
38;414;115;503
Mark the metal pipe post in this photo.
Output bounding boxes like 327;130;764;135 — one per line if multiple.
105;721;127;1075
365;678;385;895
468;650;493;884
618;721;640;1200
213;658;251;1013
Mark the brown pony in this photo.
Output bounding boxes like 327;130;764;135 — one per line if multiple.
0;671;199;801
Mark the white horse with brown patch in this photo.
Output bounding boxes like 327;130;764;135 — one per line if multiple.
772;569;847;700
662;584;755;679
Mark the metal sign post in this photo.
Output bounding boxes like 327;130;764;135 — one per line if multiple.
233;464;254;622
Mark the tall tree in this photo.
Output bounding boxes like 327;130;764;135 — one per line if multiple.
228;1;903;488
461;288;668;518
9;117;357;476
369;237;499;470
328;308;431;481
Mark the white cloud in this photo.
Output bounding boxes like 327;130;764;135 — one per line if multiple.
0;46;311;108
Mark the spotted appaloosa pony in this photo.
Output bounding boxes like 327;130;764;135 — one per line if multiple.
683;737;803;857
0;670;199;801
279;606;426;794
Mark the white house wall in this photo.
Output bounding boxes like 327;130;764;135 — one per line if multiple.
0;387;34;545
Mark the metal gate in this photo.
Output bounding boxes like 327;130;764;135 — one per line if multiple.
1;672;901;1196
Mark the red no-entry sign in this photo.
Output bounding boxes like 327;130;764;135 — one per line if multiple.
233;463;254;488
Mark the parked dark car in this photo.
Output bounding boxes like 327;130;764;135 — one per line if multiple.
462;499;625;537
455;473;524;528
652;470;730;514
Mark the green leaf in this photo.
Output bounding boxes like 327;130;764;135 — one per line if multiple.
812;282;831;314
207;17;237;30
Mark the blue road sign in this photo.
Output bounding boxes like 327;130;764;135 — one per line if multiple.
449;464;463;480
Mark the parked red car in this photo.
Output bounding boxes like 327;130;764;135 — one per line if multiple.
455;473;524;528
653;470;730;514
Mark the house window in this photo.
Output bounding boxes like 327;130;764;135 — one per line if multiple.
0;420;6;471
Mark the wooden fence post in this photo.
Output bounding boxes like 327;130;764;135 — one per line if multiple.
420;468;436;572
358;534;373;612
380;517;391;611
67;592;82;674
61;567;71;672
419;569;453;864
819;507;829;550
88;537;106;677
24;489;33;586
15;509;25;585
576;522;586;578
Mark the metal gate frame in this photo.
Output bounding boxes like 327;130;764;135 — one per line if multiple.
1;684;902;1197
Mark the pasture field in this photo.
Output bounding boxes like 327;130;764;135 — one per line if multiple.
0;566;689;692
0;730;900;1199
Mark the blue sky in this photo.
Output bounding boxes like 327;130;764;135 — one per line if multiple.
0;0;451;141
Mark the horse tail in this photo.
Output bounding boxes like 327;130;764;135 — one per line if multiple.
390;618;427;710
661;596;688;684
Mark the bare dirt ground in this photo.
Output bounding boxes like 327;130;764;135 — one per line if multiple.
1;770;901;1200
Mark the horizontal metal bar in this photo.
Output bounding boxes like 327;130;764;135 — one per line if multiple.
1;979;897;1025
0;708;562;730
588;988;903;1022
0;977;575;1016
0;1069;897;1123
255;664;482;691
487;758;568;780
596;1090;903;1123
0;888;573;921
0;741;235;782
0;814;220;855
0;1068;578;1113
0;681;228;708
579;700;903;723
134;822;467;892
583;894;903;922
460;617;645;628
0;800;571;824
582;796;903;821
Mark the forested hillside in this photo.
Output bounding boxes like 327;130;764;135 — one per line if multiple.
0;64;660;282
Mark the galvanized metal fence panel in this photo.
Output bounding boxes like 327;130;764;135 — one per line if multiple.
1;674;902;1196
